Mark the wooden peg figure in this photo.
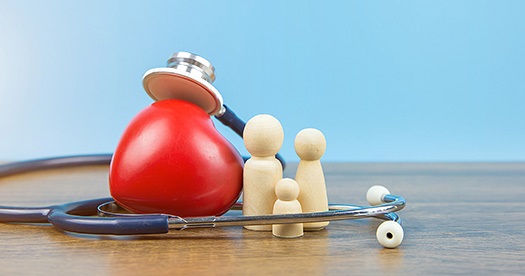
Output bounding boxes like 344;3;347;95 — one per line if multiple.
243;114;284;231
294;128;329;231
272;178;303;238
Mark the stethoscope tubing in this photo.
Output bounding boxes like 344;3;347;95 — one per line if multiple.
0;103;402;236
0;154;112;178
0;195;404;235
216;105;285;166
0;105;284;179
0;193;405;235
165;196;405;230
0;198;111;224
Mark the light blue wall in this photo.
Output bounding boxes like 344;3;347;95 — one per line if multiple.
1;1;524;162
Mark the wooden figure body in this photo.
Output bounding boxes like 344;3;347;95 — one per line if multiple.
243;114;284;231
272;178;303;238
294;128;329;231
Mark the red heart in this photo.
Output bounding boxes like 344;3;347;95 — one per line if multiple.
109;99;243;217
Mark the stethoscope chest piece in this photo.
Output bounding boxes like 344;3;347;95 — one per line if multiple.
142;52;224;116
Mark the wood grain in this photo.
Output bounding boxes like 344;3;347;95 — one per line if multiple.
0;163;524;274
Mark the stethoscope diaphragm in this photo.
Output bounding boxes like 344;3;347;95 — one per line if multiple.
142;52;225;116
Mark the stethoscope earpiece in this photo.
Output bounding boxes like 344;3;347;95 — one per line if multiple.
142;52;225;116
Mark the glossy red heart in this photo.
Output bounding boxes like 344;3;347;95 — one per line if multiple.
109;99;243;217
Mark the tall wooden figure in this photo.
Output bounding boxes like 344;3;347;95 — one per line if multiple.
243;114;284;231
272;178;303;238
294;128;329;231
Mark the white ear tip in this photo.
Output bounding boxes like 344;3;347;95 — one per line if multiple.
376;221;404;248
366;185;390;206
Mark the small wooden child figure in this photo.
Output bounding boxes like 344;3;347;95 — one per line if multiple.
243;114;284;231
295;128;329;231
272;178;303;238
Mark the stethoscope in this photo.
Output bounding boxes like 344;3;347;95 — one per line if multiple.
0;52;406;248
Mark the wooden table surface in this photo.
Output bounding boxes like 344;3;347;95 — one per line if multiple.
0;162;524;274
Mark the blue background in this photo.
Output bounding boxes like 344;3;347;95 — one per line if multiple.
1;1;524;162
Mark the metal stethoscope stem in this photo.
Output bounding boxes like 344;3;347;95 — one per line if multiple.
169;196;404;230
96;195;405;231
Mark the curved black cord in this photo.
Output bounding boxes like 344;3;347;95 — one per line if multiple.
215;105;286;169
0;106;285;177
47;197;170;235
0;154;112;178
